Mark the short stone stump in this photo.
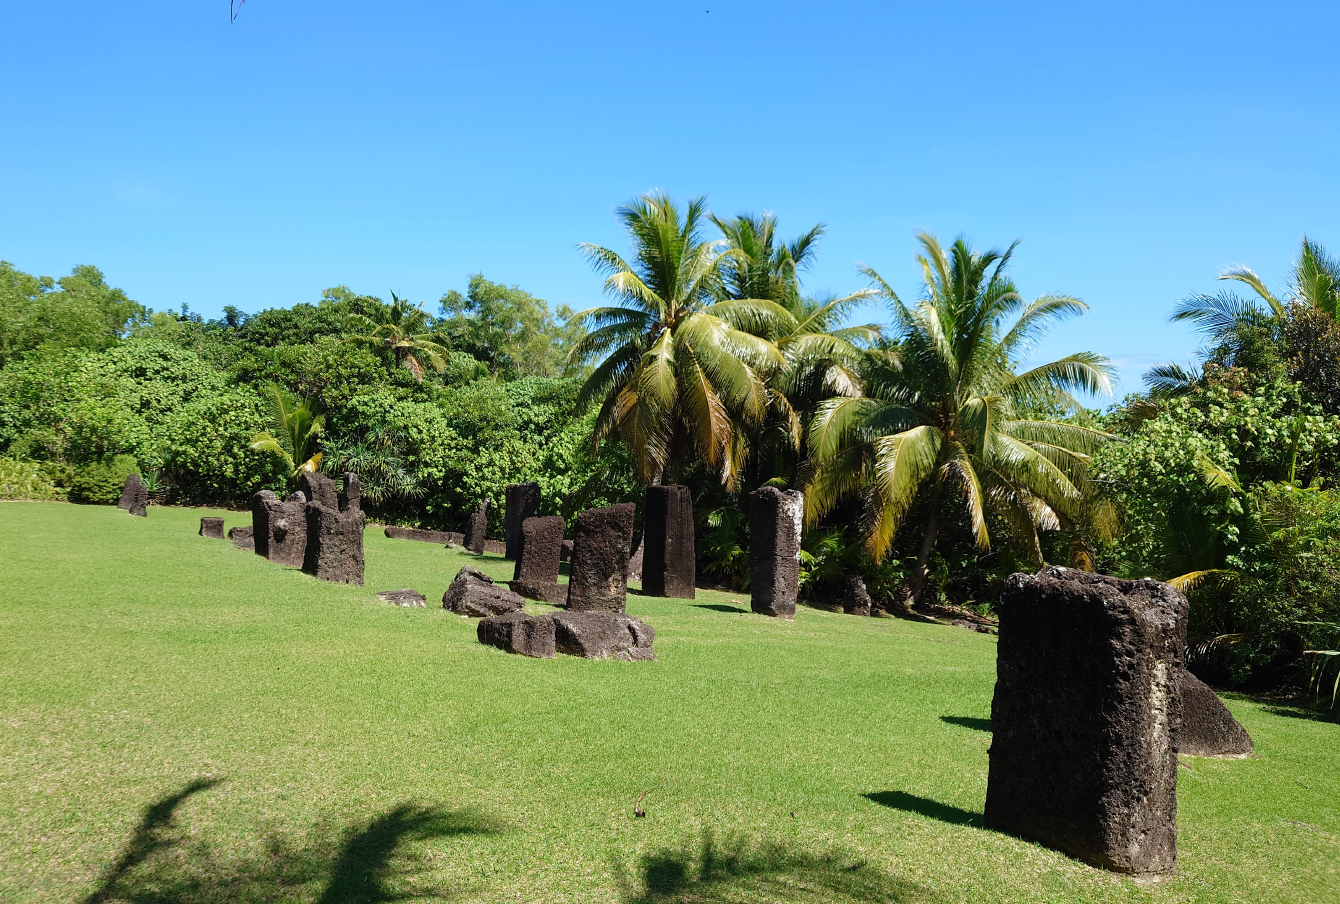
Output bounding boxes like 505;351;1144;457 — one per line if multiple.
378;588;427;608
199;517;225;539
228;526;254;550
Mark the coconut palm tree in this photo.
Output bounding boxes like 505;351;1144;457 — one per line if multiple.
249;384;324;488
806;233;1114;606
346;292;449;383
570;193;787;487
712;213;881;479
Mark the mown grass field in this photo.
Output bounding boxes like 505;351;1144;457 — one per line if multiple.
0;501;1336;903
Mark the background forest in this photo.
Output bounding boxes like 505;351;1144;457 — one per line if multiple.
3;204;1340;696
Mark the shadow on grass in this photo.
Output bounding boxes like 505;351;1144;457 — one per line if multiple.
617;831;938;903
863;791;982;828
939;716;991;732
694;604;747;613
82;778;500;904
1261;704;1339;723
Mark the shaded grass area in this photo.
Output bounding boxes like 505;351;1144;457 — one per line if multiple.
0;502;1336;902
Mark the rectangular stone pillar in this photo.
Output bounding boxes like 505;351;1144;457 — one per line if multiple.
748;487;803;618
510;515;568;605
302;502;366;585
199;517;224;539
985;566;1187;875
464;500;489;555
252;489;308;566
642;485;696;599
566;503;635;612
504;482;541;560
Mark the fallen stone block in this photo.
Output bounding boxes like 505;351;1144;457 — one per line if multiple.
477;611;556;658
377;588;427;608
443;566;526;617
1179;670;1253;757
551;610;656;661
229;526;254;550
385;526;459;544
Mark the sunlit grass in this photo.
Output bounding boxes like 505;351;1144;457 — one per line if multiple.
0;502;1335;902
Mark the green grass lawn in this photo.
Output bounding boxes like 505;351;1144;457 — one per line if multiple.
0;502;1336;903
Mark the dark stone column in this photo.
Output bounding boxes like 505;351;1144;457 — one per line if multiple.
510;515;568;605
251;490;307;566
504;482;541;560
748;487;803;618
119;474;148;517
1178;670;1253;757
299;472;339;509
302;501;366;585
843;575;872;616
464;500;489;555
199;517;225;539
642;485;696;599
566;503;635;612
985;566;1187;875
338;472;361;513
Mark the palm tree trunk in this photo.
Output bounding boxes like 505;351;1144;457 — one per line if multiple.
907;505;939;609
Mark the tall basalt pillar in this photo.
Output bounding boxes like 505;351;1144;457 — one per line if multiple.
642;485;695;599
566;503;635;612
251;489;308;566
504;482;541;560
984;566;1187;875
748;487;803;619
510;515;567;605
302;473;365;585
464;500;489;555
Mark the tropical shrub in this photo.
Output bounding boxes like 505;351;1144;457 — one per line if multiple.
0;458;65;500
68;454;139;505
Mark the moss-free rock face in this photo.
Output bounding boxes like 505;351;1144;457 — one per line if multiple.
642;485;695;599
1179;670;1254;757
118;473;148;517
302;502;366;585
504;482;541;560
566;503;635;613
748;487;803;619
251;490;307;566
476;610;655;661
443;566;526;618
985;566;1187;876
199;517;224;539
477;611;556;658
510;515;567;605
464;500;489;555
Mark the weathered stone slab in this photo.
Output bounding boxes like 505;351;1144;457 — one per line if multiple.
566;503;635;613
477;611;556;658
985;566;1186;875
510;515;567;605
443;566;527;617
748;487;803;619
252;490;307;566
377;588;426;608
551;611;656;661
1179;670;1253;757
229;525;254;550
844;575;872;616
627;538;643;582
339;472;361;512
199;517;225;539
118;473;148;517
302;502;366;585
464;500;489;555
504;482;541;560
642;485;696;599
384;526;459;545
299;471;339;509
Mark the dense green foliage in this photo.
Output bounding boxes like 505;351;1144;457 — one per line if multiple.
4;220;1340;693
2;502;1335;904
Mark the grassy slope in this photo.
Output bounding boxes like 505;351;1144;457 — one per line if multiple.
0;502;1335;904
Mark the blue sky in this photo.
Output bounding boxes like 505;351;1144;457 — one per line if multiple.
3;1;1338;399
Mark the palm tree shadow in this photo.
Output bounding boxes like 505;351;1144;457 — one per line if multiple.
617;831;940;903
863;791;983;828
81;778;500;904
